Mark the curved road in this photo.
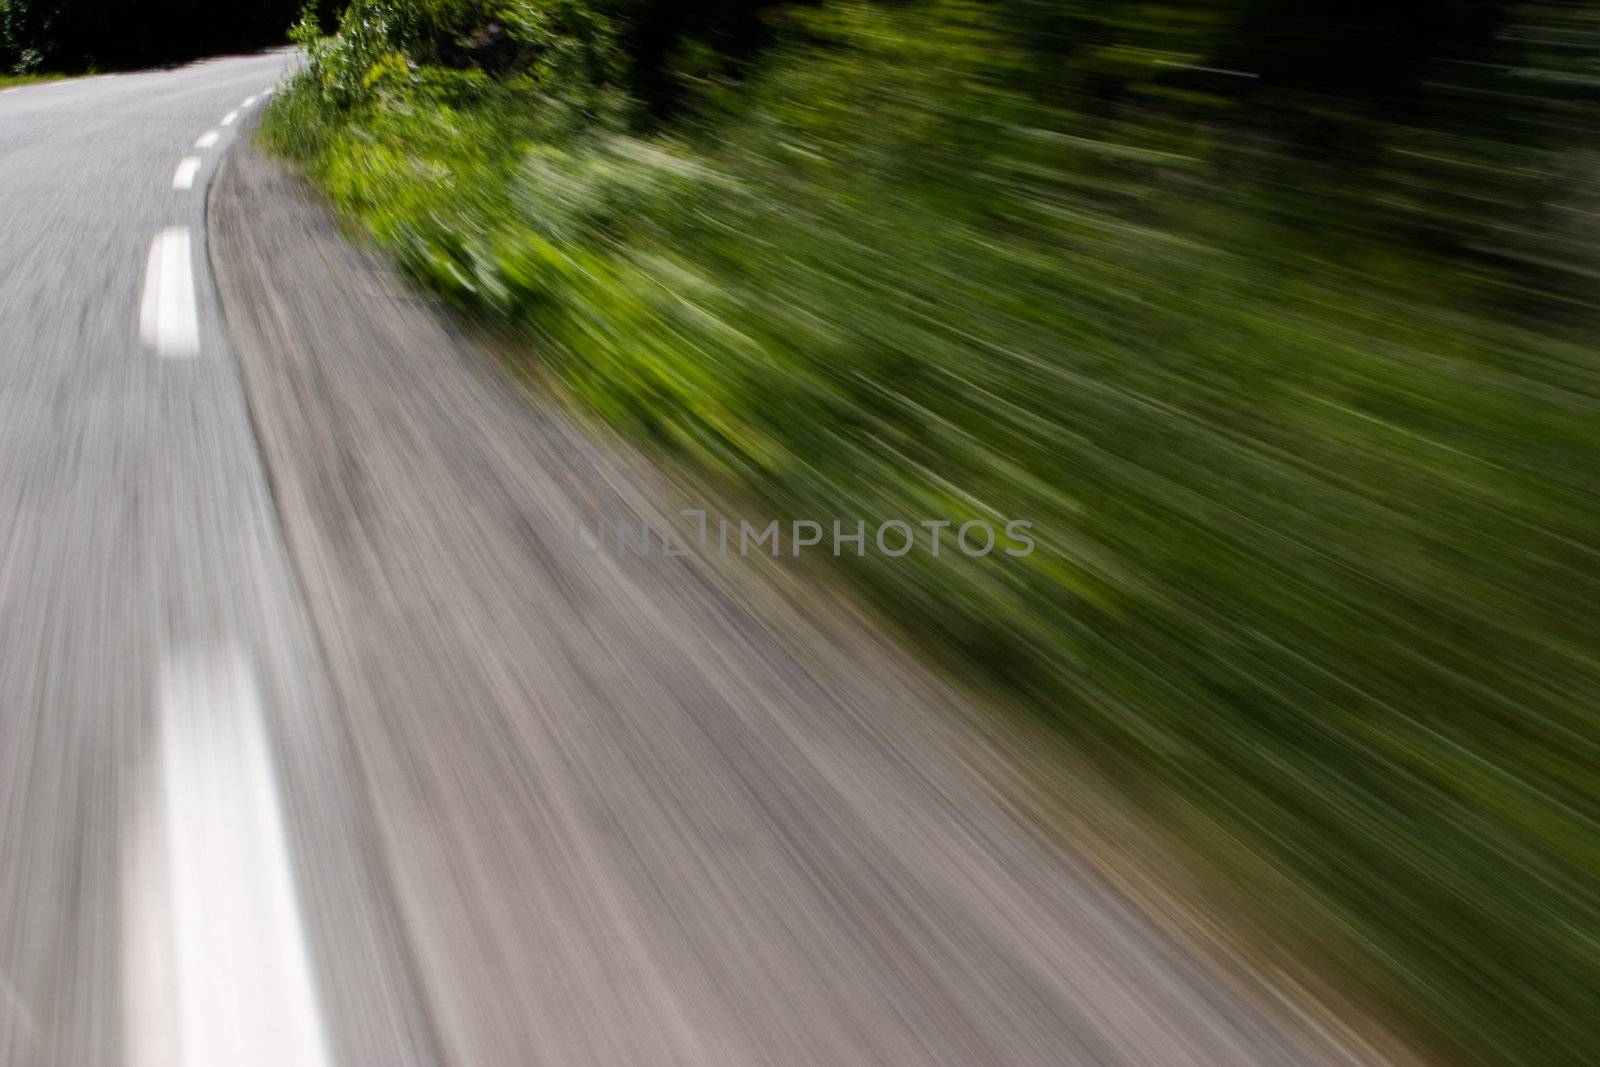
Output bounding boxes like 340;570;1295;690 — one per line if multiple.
0;53;1390;1067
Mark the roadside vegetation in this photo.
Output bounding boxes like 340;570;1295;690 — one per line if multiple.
0;71;56;86
264;3;1600;1065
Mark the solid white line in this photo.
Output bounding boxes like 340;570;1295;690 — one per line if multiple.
171;156;201;191
2;79;69;94
220;109;239;126
129;648;332;1067
194;130;219;149
139;227;200;357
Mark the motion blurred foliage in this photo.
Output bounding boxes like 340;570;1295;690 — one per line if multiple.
266;2;1600;1064
2;0;301;72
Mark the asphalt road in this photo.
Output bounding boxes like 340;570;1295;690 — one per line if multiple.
0;53;436;1067
1;53;1395;1066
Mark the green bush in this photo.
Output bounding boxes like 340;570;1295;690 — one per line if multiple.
266;3;1600;1065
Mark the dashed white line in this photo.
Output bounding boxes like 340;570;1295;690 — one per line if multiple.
242;94;259;108
139;227;200;357
171;156;201;191
220;109;239;126
194;130;219;149
127;648;332;1067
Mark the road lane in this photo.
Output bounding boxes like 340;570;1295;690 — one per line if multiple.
0;53;437;1067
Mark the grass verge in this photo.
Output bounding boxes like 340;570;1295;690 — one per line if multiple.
0;72;63;88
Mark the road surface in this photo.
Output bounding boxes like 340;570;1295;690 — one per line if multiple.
0;52;1393;1066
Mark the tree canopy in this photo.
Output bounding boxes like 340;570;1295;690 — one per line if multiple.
2;0;303;72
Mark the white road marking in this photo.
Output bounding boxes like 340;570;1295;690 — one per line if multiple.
242;94;259;108
138;227;200;357
171;156;201;191
0;966;37;1049
127;648;332;1067
194;130;219;149
220;109;239;126
1;79;69;94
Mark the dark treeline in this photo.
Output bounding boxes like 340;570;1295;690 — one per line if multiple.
1;0;302;72
298;0;1595;304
